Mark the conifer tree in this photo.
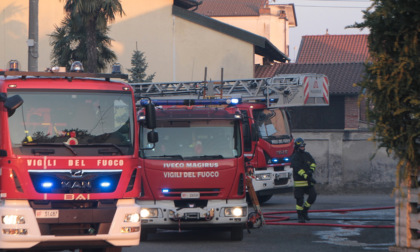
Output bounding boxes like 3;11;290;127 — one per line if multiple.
128;47;155;83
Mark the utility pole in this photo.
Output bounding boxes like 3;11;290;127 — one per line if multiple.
28;0;39;71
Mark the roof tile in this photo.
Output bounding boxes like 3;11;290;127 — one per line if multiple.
296;34;370;64
255;63;284;78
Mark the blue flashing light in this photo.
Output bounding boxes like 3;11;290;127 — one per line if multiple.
141;99;238;106
284;157;290;162
41;182;53;188
230;98;239;104
162;188;169;193
100;181;111;188
271;158;279;164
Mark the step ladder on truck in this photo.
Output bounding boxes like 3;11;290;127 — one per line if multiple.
131;73;329;231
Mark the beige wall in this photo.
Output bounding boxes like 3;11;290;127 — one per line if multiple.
0;1;64;71
209;4;295;64
0;0;254;82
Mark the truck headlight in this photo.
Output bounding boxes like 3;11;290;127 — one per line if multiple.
255;173;271;181
224;207;246;217
2;215;25;225
124;213;140;223
140;208;159;218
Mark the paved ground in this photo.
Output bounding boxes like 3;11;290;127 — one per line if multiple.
124;191;396;252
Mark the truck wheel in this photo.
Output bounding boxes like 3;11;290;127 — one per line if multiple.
140;229;149;241
104;247;122;252
230;227;243;241
257;194;273;204
80;247;122;252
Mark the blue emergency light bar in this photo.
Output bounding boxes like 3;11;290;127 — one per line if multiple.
140;98;240;106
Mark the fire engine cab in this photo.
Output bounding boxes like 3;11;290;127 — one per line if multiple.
0;62;155;252
131;73;329;204
137;99;247;241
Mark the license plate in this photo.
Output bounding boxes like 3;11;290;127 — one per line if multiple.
35;210;59;218
275;173;288;179
181;192;200;199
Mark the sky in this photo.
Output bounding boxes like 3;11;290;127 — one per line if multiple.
271;0;372;62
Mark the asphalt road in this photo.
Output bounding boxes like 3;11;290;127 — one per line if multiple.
124;191;396;252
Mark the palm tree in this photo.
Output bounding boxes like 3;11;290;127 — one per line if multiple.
50;0;124;73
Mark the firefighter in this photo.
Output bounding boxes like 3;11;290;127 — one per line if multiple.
291;137;317;223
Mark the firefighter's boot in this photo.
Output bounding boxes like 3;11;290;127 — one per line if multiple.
297;210;305;223
302;206;310;221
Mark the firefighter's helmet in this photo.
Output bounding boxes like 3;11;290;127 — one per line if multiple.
294;137;306;149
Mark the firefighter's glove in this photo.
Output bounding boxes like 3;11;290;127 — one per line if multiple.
309;177;317;184
306;171;316;184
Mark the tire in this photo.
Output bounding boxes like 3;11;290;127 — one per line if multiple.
257;194;273;204
104;247;122;252
80;247;122;252
230;227;244;241
140;229;149;241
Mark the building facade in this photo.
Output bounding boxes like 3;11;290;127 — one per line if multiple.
0;0;288;82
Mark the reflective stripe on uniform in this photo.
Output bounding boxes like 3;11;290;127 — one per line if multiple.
310;163;316;171
294;180;309;187
298;169;306;176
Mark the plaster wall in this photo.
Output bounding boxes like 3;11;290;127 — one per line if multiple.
295;131;398;193
0;0;254;82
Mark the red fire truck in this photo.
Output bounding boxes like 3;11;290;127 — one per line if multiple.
0;64;155;251
131;74;329;204
137;99;247;241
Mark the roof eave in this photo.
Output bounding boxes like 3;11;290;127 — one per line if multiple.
173;5;289;63
174;0;202;10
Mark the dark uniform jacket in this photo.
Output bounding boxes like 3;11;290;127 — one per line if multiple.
291;150;316;187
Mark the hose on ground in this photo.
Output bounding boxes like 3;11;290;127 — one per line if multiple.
262;206;394;228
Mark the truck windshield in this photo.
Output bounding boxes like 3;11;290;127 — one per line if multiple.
8;90;134;155
253;108;292;144
141;120;241;160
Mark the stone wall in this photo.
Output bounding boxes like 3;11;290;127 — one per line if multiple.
294;130;399;194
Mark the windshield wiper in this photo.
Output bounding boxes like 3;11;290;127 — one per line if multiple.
149;155;184;160
22;142;78;156
76;143;125;155
189;155;224;160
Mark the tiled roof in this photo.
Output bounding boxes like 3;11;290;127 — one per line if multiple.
271;62;365;95
255;63;285;78
296;34;370;64
195;0;267;17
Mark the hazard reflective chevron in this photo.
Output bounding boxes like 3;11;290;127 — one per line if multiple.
303;75;329;106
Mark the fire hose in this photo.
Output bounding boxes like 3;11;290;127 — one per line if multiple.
260;206;394;228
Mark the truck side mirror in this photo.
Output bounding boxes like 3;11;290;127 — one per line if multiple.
147;131;158;144
145;103;156;129
4;95;23;117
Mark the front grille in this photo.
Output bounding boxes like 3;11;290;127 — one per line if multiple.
30;200;116;236
273;166;286;172
29;169;122;194
274;178;289;185
174;199;208;208
162;188;220;197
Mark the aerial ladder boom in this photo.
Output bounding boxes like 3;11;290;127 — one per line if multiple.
130;73;329;108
